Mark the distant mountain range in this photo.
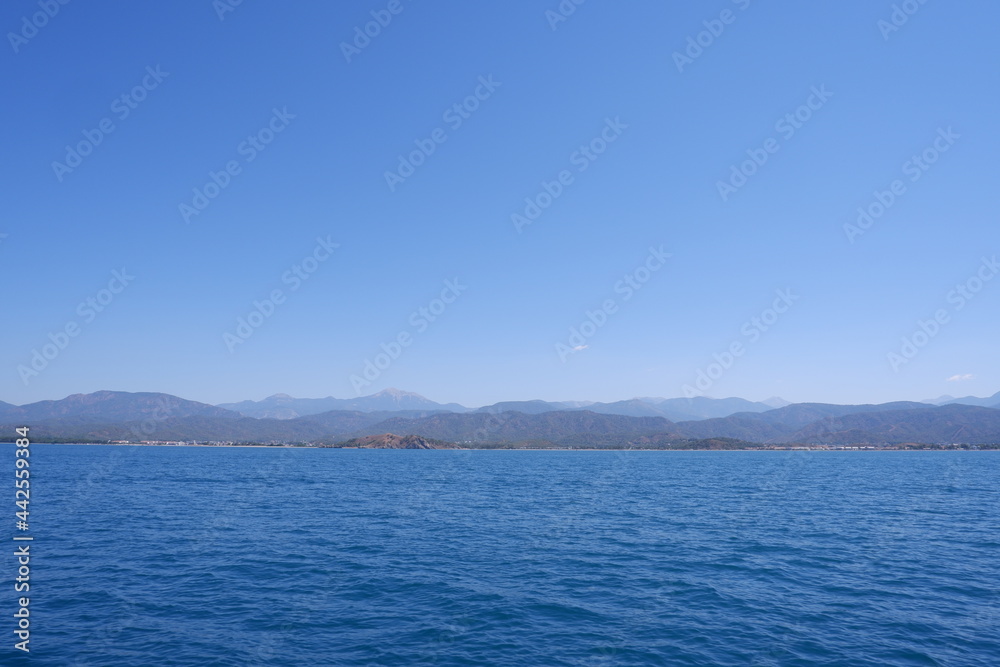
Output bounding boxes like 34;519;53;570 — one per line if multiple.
217;388;469;418
219;390;778;422
922;391;1000;408
0;391;236;423
3;389;1000;447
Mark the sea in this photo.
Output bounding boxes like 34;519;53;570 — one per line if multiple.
2;445;998;666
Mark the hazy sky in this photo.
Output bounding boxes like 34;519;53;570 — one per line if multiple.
3;1;998;408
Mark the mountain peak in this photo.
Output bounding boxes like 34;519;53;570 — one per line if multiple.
761;396;791;409
371;388;424;399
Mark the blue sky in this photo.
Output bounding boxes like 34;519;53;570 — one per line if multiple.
3;0;998;408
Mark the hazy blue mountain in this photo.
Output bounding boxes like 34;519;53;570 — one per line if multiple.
13;409;393;444
5;391;238;424
219;388;469;418
5;391;1000;446
676;403;1000;445
352;410;678;444
760;396;791;409
326;388;470;413
476;400;573;414
575;399;674;418
751;401;929;429
476;396;776;421
675;414;797;442
649;397;775;421
296;409;453;435
786;404;1000;445
217;393;336;419
576;396;776;421
675;401;933;442
0;401;19;422
223;392;775;422
939;391;1000;408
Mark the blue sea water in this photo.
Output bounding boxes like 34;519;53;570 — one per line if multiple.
2;445;999;666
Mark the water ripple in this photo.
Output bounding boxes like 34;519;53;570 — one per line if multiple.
3;447;998;666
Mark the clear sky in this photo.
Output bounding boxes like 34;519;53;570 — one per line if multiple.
3;0;998;408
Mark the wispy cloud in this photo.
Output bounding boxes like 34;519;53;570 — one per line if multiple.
947;374;974;382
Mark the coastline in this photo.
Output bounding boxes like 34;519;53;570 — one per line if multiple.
9;442;998;451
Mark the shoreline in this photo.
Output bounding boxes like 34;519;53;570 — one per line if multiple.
8;442;998;451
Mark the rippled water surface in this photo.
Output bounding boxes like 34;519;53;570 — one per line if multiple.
3;446;999;665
